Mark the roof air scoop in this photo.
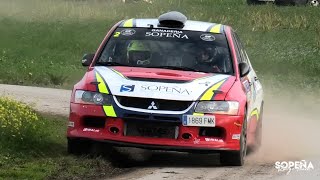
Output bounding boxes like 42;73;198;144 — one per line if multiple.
158;11;187;28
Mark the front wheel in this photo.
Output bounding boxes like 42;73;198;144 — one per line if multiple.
220;109;247;166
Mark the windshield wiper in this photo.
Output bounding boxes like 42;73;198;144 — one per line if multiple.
150;66;200;72
97;62;128;66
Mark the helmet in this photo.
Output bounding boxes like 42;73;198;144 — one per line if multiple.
197;46;218;64
127;41;151;65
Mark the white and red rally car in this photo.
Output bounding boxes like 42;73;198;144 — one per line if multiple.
67;11;264;166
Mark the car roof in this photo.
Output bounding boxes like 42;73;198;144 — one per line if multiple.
118;18;227;34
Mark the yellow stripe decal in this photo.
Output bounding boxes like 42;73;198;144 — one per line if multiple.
103;105;117;117
210;24;222;33
96;72;109;94
193;113;204;116
110;68;125;78
95;72;117;117
200;79;226;101
250;109;259;121
123;19;134;27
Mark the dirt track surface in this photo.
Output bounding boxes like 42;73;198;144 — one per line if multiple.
0;84;71;116
1;84;319;180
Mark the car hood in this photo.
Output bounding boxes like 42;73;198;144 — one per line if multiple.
92;66;235;101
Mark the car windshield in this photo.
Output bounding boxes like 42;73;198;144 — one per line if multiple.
97;27;233;74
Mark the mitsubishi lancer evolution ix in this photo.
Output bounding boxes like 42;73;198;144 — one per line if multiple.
67;11;264;166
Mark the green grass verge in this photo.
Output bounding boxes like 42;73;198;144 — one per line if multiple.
0;0;319;94
0;98;126;180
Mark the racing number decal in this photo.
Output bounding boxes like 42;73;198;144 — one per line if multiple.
95;72;117;117
113;32;120;37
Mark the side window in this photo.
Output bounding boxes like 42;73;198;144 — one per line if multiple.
234;33;249;64
232;33;244;64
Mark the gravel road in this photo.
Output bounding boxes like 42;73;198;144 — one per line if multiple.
1;84;319;180
0;84;71;116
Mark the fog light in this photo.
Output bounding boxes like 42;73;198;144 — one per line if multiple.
93;93;104;104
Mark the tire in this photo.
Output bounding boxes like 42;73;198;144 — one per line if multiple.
67;138;91;155
220;109;247;166
255;103;263;149
247;102;264;153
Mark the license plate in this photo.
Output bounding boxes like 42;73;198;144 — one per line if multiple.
182;115;215;127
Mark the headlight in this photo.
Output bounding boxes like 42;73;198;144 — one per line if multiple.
74;90;112;105
195;101;239;115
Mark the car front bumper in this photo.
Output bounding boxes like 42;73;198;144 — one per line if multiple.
67;103;244;151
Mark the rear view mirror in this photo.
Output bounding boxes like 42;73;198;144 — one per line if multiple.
82;53;95;66
239;62;250;77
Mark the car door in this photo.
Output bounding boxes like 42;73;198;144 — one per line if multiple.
242;47;264;116
233;32;263;122
232;32;255;118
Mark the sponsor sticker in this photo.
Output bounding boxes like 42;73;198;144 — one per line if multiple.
232;134;241;140
120;85;135;92
83;128;100;132
275;160;314;175
141;85;191;95
243;80;250;93
200;34;216;41
198;81;211;86
68;121;74;127
145;29;189;39
121;29;136;36
205;138;223;142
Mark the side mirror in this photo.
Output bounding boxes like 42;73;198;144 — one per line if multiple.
239;62;250;77
81;53;95;66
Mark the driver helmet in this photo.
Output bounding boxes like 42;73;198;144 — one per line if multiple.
197;46;219;64
127;40;151;66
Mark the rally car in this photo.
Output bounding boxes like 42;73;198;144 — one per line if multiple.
67;11;264;166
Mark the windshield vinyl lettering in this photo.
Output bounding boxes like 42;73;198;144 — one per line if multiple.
145;29;189;39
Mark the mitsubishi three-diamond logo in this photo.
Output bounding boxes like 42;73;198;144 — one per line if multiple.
147;101;158;110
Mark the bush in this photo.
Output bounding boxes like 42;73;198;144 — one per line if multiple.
0;97;42;142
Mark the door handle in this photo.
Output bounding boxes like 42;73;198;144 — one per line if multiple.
254;77;259;81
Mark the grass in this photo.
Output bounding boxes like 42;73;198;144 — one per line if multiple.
0;0;319;93
0;97;127;180
0;114;128;180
